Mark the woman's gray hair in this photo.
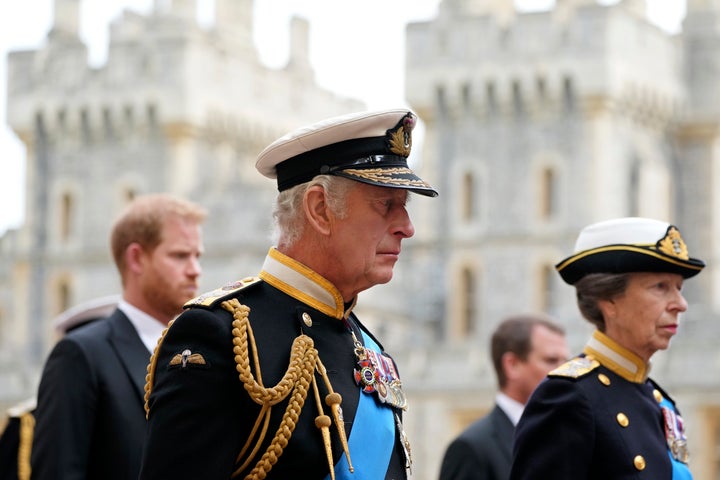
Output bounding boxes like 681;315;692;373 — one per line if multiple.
574;272;630;330
271;175;355;247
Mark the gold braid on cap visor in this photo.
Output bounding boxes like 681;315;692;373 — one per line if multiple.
555;244;702;272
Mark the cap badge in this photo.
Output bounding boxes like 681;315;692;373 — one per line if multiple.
387;113;415;157
657;226;689;260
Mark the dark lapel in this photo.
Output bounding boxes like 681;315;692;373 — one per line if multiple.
490;404;515;463
107;310;152;400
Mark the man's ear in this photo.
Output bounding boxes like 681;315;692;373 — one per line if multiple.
125;242;146;274
303;185;332;235
502;351;521;381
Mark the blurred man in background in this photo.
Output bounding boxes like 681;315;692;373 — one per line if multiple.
439;314;569;480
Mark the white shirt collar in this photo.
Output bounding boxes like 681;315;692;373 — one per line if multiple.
495;391;525;426
117;299;166;353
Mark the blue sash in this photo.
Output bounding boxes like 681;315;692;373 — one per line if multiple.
659;397;693;480
325;331;395;480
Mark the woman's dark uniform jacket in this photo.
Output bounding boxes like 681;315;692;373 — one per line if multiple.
140;251;409;479
510;331;690;480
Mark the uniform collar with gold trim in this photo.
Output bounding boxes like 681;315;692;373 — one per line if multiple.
259;247;355;320
583;330;650;383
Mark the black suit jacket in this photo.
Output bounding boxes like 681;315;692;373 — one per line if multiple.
439;404;515;480
31;310;150;480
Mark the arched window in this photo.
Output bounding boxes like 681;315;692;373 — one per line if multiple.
80;107;91;144
458;266;477;337
57;278;72;315
57;108;67;132
512;79;523;116
539;166;557;220
60;191;74;242
536;75;547;100
538;263;556;313
486;81;498;114
562;75;575;112
629;158;641;217
0;307;5;343
147;103;157;127
436;84;447;116
461;82;472;113
712;409;720;479
102;106;113;139
461;171;476;222
124;105;134;128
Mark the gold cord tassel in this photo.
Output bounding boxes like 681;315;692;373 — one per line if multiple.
326;393;353;473
315;415;335;480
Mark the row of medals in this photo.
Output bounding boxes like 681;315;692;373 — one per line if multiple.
352;335;413;471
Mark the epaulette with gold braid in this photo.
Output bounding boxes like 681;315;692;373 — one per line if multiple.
548;356;600;379
184;276;262;309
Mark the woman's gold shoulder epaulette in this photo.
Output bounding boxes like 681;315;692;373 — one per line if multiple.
184;276;262;309
548;356;600;379
6;397;36;418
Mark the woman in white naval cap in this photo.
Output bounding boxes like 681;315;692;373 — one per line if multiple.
510;217;704;480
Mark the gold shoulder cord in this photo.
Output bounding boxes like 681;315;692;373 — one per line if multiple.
144;321;174;418
143;299;352;480
17;412;34;480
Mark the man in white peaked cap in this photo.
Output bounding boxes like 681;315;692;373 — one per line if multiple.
141;109;438;480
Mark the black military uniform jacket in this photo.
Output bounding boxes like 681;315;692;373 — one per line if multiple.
510;330;691;480
140;248;409;480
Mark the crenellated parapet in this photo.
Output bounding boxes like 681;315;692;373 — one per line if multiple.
7;0;359;151
0;0;363;383
407;1;682;128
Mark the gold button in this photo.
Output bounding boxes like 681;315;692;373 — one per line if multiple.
302;312;313;327
597;373;610;386
616;413;629;427
653;389;663;403
634;455;646;471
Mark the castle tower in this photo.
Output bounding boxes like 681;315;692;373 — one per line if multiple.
0;0;362;405
676;0;720;312
214;0;255;54
401;1;720;478
50;0;81;38
438;0;515;25
286;16;313;77
405;0;686;344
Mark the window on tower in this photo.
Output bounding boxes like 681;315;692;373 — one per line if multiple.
538;166;557;220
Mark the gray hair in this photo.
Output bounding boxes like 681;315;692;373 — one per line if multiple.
271;175;355;248
574;272;631;330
